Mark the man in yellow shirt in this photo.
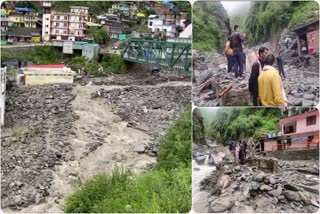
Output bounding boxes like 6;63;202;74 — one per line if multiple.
258;54;287;106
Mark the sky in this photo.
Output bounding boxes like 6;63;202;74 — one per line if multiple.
221;1;252;16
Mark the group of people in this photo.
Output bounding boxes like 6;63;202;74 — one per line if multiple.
228;140;247;165
225;24;288;107
248;46;287;106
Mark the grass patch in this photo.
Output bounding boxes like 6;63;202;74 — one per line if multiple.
64;110;191;213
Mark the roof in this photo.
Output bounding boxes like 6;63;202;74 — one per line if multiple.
26;64;66;68
292;20;319;32
7;27;41;37
15;7;33;12
70;6;89;9
86;22;102;27
30;32;40;36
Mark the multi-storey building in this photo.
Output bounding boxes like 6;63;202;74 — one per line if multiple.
264;110;319;151
7;7;37;28
148;13;187;38
0;8;8;32
42;3;88;41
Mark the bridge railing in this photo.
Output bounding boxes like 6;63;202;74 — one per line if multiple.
121;39;191;74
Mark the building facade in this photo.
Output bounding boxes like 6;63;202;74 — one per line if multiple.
264;110;319;151
42;4;88;41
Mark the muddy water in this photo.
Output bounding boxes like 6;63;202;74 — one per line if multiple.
192;156;216;213
3;84;159;213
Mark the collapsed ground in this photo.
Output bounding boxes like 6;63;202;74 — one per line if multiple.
1;70;190;212
193;142;319;213
193;29;319;106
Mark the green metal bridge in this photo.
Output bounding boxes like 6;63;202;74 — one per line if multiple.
121;39;191;75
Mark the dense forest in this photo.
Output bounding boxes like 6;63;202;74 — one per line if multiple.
193;1;231;51
193;108;205;144
243;1;319;46
199;108;281;144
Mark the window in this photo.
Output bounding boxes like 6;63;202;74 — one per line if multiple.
306;116;316;126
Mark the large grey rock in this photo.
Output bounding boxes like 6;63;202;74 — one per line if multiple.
260;184;273;191
304;93;315;100
254;172;265;182
284;190;301;202
298;191;311;205
270;177;277;185
208;196;235;213
270;185;283;197
195;156;206;164
217;175;232;189
229;205;255;213
132;144;145;153
251;182;261;191
303;99;314;106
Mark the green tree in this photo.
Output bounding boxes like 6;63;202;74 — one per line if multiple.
87;28;109;45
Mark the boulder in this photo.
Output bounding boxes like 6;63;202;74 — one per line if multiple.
133;144;145;153
270;177;277;185
217;175;232;189
303;93;315;100
298;191;311;205
251;182;261;191
229;205;255;213
254;172;265;182
260;184;273;191
208;196;235;213
195;156;206;164
284;190;301;202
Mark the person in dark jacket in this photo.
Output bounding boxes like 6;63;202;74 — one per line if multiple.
230;25;245;79
239;141;246;165
276;47;286;79
248;47;269;106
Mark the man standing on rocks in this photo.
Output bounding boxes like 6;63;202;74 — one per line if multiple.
230;25;245;79
276;47;286;79
228;139;237;163
249;47;269;106
258;54;287;106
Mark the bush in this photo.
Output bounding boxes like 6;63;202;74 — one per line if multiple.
1;46;66;63
101;53;127;74
85;60;102;76
64;167;191;213
64;109;192;213
87;28;109;45
157;110;191;170
69;56;86;72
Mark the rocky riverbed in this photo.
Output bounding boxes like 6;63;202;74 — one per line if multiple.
192;30;319;107
193;143;320;213
1;85;78;209
92;84;191;145
1;71;191;211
